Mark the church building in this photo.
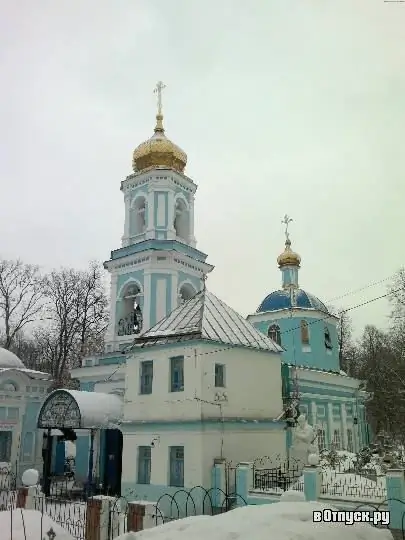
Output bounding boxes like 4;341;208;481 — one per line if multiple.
0;348;52;483
247;222;370;454
35;82;370;501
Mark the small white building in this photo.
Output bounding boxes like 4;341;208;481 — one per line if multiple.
120;288;285;500
0;348;52;481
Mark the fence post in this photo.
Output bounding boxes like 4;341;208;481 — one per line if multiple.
85;495;114;540
127;501;161;532
236;462;252;506
303;466;321;501
16;487;28;509
17;469;41;510
211;458;226;510
386;469;405;533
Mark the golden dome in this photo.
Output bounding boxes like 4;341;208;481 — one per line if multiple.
277;239;301;267
132;114;187;174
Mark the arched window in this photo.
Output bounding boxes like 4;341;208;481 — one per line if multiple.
178;283;196;306
174;199;189;242
268;324;281;346
130;197;146;236
324;326;332;349
117;283;143;336
300;320;310;345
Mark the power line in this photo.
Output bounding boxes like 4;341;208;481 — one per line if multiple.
326;275;395;304
91;285;401;387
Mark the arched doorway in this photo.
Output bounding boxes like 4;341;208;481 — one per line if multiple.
37;389;124;497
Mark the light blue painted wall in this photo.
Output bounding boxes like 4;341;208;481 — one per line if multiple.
80;381;95;392
154;191;169;229
281;268;298;288
253;316;339;371
75;434;89;482
20;401;41;466
150;273;172;327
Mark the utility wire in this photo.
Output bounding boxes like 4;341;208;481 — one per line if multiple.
93;285;401;386
326;275;395;304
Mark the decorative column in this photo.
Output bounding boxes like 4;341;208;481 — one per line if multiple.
122;194;131;246
188;196;196;246
105;273;118;347
340;403;348;450
310;401;317;427
142;271;152;332
146;190;155;239
327;403;333;448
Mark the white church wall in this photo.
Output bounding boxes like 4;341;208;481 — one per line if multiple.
201;429;286;488
121;430;204;488
124;345;203;423
124;343;283;424
200;346;283;420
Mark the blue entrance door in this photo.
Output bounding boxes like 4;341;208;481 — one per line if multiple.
103;429;123;496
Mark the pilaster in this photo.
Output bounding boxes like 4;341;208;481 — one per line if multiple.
340;403;348;450
327;403;333;448
310;401;317;427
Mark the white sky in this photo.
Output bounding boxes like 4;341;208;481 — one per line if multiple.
0;0;404;337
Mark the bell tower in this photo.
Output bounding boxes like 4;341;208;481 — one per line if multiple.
103;82;213;352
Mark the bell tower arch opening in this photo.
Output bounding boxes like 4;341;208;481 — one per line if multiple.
130;196;146;237
178;282;197;305
174;197;190;243
117;282;144;337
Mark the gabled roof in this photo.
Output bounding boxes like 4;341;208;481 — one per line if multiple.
133;289;283;353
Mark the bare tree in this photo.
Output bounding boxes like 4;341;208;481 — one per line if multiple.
327;304;356;374
0;259;45;349
42;262;108;382
389;267;405;320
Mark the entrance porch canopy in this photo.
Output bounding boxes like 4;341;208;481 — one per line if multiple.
37;389;123;430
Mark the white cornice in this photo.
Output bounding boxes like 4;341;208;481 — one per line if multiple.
247;308;338;324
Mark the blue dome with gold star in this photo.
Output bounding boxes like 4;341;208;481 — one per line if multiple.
257;288;328;313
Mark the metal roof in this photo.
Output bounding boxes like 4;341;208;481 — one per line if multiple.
133;289;283;353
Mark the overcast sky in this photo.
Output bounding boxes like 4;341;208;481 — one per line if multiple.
0;0;404;337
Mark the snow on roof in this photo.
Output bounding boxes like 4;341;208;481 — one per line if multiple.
38;389;123;429
114;501;391;540
68;390;123;428
133;289;283;353
0;367;51;379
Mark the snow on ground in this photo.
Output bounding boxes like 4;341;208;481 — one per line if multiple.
0;508;75;540
115;502;392;540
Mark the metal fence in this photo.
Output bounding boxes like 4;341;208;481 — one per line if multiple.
107;485;247;539
320;459;387;502
252;457;303;492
